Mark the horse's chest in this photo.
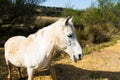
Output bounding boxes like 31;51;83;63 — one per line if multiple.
40;55;52;68
32;54;52;69
25;50;52;69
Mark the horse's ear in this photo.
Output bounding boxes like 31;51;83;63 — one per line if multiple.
65;16;73;25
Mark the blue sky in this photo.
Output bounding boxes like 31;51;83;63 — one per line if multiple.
40;0;97;9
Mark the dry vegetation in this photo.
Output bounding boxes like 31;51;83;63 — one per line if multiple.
1;40;120;80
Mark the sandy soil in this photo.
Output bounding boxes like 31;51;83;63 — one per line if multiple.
0;41;120;80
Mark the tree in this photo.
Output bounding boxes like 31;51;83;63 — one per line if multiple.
97;0;120;27
0;0;46;27
9;0;45;5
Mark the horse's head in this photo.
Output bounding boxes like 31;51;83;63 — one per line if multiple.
55;16;83;62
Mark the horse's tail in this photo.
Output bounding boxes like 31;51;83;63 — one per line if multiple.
4;41;9;65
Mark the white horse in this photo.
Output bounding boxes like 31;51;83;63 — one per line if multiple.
4;16;83;80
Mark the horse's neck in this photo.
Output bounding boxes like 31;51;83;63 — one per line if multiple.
35;26;57;56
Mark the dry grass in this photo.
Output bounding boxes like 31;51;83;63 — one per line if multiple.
34;16;60;29
1;40;120;80
36;16;59;21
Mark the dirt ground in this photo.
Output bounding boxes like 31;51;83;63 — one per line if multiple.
1;41;120;80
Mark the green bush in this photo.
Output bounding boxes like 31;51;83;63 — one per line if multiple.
61;1;120;48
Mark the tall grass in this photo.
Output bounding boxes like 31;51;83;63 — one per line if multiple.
76;23;118;47
75;22;119;55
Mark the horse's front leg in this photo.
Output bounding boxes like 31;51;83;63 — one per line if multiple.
27;68;34;80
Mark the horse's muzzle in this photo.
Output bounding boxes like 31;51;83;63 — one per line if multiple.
73;54;83;62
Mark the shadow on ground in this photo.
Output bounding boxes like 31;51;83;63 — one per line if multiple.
54;64;120;80
0;49;120;80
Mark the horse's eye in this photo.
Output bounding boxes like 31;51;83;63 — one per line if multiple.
67;34;72;38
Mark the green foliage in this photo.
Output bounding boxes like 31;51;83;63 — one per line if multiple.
38;6;63;17
81;8;104;24
76;23;117;47
61;0;120;48
62;8;84;24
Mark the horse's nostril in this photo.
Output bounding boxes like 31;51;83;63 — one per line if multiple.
79;54;82;59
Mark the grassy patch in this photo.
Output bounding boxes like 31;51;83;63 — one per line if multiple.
83;35;120;55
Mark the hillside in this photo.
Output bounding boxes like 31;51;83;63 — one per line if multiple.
36;6;64;17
